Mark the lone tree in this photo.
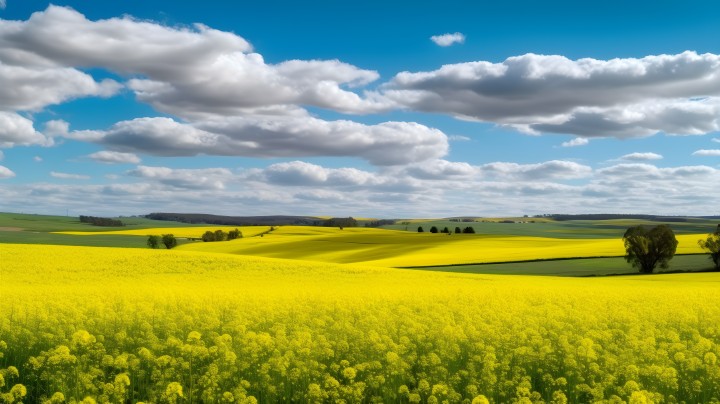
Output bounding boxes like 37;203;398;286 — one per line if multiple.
698;225;720;271
147;235;161;249
622;225;678;274
430;226;439;234
417;226;424;233
455;227;462;234
161;234;177;249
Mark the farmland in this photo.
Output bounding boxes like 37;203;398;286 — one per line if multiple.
3;243;720;403
1;213;717;274
2;213;720;402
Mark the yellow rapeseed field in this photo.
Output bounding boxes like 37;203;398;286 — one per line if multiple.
2;243;720;403
178;226;706;267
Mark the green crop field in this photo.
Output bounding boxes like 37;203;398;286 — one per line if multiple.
386;217;720;238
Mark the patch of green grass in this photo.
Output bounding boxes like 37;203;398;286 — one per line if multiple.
0;212;201;248
385;218;719;239
409;254;715;277
0;212;208;232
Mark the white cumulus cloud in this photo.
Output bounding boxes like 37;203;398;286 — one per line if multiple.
430;33;465;47
561;138;589;147
66;115;448;166
382;51;720;139
479;160;593;181
692;149;720;156
0;112;51;147
87;151;141;164
620;152;663;161
127;165;231;190
0;165;13;178
50;171;90;180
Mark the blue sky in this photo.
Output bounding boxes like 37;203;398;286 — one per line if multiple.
0;0;719;217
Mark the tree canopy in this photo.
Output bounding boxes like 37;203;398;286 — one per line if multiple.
622;225;678;274
161;234;177;249
698;226;720;271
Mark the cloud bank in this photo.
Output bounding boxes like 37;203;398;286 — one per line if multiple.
381;52;720;139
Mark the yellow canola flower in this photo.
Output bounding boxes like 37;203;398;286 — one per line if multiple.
179;226;706;266
2;243;720;403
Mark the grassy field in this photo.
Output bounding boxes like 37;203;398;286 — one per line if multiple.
3;243;720;403
0;213;270;247
410;254;715;276
56;225;272;238
386;217;720;238
0;212;198;232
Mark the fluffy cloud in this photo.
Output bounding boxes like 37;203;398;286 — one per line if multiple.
479;160;592;181
712;138;720;143
259;161;377;187
87;151;141;164
382;52;720;138
596;163;716;181
0;6;457;167
67;116;447;166
127;165;231;190
430;33;465;47
50;171;90;180
619;152;663;161
0;62;120;111
2;160;719;216
0;5;390;118
692;149;720;156
403;159;477;180
560;137;589;147
0;164;14;178
0;112;51;147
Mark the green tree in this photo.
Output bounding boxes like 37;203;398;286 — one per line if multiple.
697;226;720;271
430;226;439;234
463;226;475;234
214;230;227;241
147;235;161;249
161;234;177;249
227;228;243;240
202;231;216;242
417;226;424;233
622;225;678;274
441;227;450;234
455;227;462;234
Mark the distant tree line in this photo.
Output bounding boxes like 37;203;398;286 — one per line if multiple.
79;215;124;227
364;219;396;227
202;228;242;242
323;217;357;228
145;212;318;226
418;226;475;234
